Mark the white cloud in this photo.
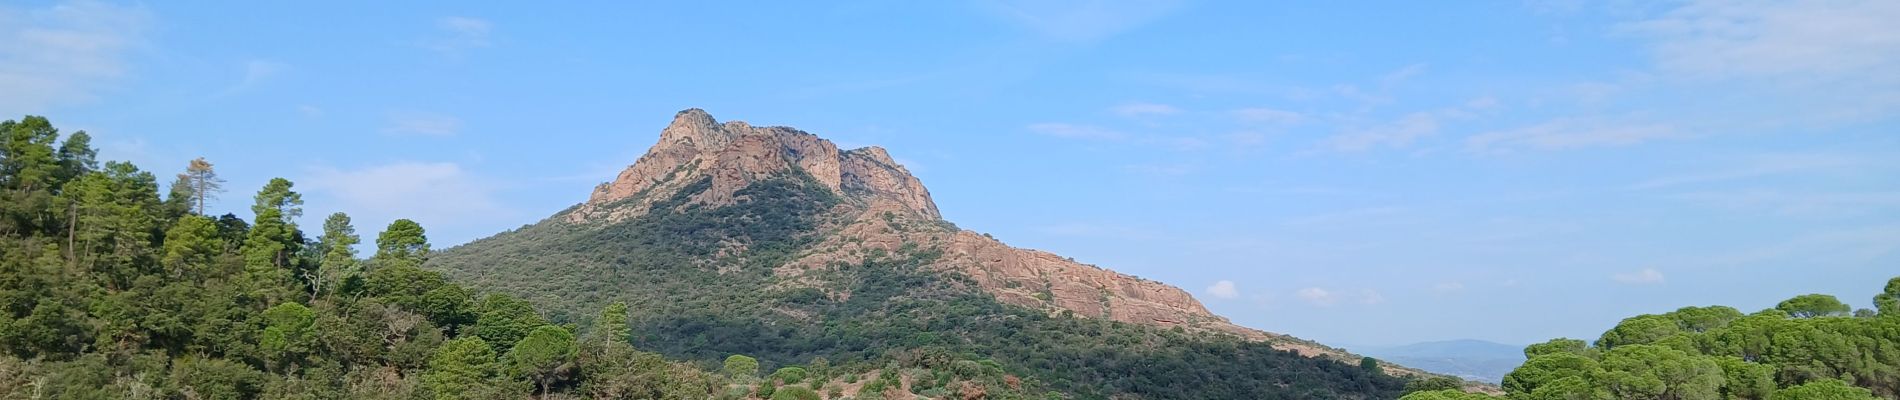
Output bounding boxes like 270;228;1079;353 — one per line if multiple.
1232;107;1304;125
1295;287;1337;306
1466;118;1680;153
384;113;463;136
980;0;1183;42
1380;63;1429;86
1027;123;1126;141
1668;190;1900;219
1611;268;1666;285
213;59;285;97
303;161;508;231
1111;102;1179;118
0;1;151;112
1621;1;1900;122
1323;112;1438;151
1028;123;1208;151
1464;96;1501;111
422;16;492;54
1206;280;1239;300
1122;162;1195;177
1432;281;1466;293
1628;1;1900;80
1358;289;1386;305
1627;153;1870;190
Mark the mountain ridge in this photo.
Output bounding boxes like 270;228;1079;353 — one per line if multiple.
562;109;1239;337
429;108;1455;397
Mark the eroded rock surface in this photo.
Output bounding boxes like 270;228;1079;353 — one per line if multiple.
569;109;1439;377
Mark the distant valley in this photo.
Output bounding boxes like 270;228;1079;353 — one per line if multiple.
1347;340;1524;384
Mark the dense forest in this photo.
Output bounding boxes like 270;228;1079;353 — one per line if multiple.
431;168;1409;399
1399;277;1900;400
0;116;1057;399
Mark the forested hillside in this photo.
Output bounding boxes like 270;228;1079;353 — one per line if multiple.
0;116;1053;399
427;110;1425;399
434;174;1410;400
1398;277;1900;400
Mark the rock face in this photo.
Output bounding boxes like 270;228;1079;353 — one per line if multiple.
577;109;1218;331
572;109;1434;375
573;109;938;223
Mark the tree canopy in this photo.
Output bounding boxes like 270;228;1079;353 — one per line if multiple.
1490;278;1900;400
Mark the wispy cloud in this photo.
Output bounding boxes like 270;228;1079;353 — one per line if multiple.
1432;281;1466;293
421;16;492;55
1358;289;1386;305
1026;122;1214;153
1206;280;1240;300
1295;287;1336;306
1611;268;1666;285
1466;118;1680;153
1669;190;1900;219
1111;102;1179;118
1292;287;1383;306
1122;162;1196;177
303;161;511;230
1627;1;1900;81
1627;153;1872;190
1323;112;1439;152
1380;63;1429;86
1232;107;1304;125
0;1;152;112
212;59;285;97
1620;0;1900;123
384;113;463;136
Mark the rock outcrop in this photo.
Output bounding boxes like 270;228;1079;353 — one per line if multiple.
572;109;937;223
571;109;1439;377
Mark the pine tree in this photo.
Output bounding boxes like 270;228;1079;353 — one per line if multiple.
184;157;225;215
307;212;359;300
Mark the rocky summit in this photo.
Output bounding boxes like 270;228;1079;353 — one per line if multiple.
571;109;1227;334
430;109;1442;398
563;109;1401;363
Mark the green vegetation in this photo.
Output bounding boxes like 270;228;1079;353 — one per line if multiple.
0;116;1057;399
432;163;1410;399
1403;276;1900;400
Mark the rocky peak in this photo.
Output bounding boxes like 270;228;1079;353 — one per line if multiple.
654;108;728;150
570;109;939;222
559;109;1437;379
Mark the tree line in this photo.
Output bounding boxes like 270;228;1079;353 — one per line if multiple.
1401;277;1900;400
0;116;1049;399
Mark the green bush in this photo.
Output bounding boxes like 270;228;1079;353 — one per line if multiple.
771;385;822;400
771;366;808;385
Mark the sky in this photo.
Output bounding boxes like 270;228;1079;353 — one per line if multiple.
4;0;1898;347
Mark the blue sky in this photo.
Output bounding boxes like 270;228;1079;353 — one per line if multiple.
5;1;1898;346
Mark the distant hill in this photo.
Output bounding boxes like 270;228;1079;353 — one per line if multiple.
1351;339;1523;383
430;109;1450;398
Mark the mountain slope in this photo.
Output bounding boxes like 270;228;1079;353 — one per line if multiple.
430;109;1425;398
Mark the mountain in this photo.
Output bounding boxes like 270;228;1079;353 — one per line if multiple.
430;109;1430;398
1349;340;1524;384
